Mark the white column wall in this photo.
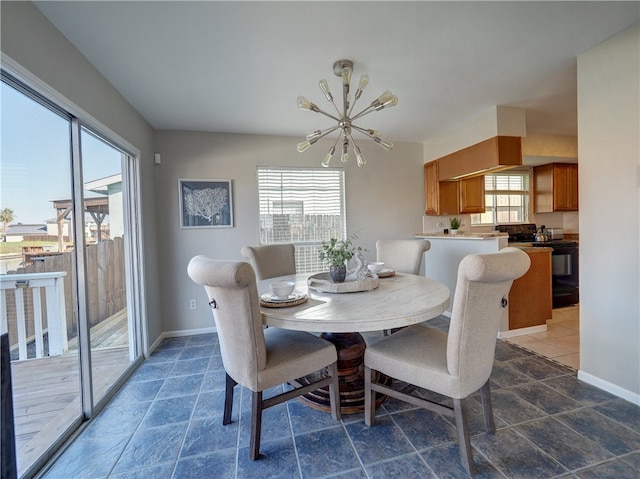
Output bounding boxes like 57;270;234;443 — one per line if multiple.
577;23;640;401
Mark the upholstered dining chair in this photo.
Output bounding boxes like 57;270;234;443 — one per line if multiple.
377;239;431;335
187;256;341;460
375;239;431;275
363;247;530;475
241;243;296;280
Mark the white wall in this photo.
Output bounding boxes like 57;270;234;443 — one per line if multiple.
1;2;163;345
153;131;424;333
578;23;640;400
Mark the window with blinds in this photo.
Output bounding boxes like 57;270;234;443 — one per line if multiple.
471;172;530;225
257;167;346;273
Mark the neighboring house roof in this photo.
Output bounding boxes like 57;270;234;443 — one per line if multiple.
85;174;122;195
5;224;47;235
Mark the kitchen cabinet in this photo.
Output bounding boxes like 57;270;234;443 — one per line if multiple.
508;248;552;330
436;136;522;181
534;163;578;212
424;161;485;215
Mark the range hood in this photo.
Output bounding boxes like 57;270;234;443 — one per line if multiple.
436;136;522;181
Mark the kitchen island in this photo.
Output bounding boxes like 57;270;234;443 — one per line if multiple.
415;232;551;336
415;232;508;320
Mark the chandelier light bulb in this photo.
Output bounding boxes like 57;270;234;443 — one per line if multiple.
341;67;352;88
297;140;312;153
358;74;369;91
318;79;333;102
355;74;369;100
297;96;315;111
354;145;367;167
341;140;349;162
377;90;394;103
321;146;336;168
382;95;399;109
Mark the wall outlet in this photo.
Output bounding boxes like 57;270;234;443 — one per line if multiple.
189;299;196;310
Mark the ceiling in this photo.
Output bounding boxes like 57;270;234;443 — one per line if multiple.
34;1;639;144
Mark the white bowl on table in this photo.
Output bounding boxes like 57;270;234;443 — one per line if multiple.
367;262;385;274
270;281;295;299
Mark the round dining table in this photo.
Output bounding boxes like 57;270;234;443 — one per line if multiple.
258;272;450;414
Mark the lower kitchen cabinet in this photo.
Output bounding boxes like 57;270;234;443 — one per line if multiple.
509;247;553;330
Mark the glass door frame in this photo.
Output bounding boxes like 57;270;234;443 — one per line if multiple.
1;63;148;478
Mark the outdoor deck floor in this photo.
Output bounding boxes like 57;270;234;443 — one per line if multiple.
10;310;132;475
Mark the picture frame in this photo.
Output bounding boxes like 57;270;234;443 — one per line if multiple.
179;179;233;228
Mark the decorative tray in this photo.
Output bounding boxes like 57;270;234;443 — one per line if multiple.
307;272;379;293
375;268;395;278
260;291;308;308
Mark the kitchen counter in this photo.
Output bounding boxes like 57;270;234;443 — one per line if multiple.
415;232;508;240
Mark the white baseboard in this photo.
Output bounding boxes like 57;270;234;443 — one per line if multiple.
147;326;216;356
577;370;640;406
497;324;547;339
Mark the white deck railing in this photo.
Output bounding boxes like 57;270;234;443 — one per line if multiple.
0;272;68;360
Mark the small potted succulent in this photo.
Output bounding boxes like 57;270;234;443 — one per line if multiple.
449;217;462;234
319;235;362;283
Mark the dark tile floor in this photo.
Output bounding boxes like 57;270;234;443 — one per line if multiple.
40;317;640;479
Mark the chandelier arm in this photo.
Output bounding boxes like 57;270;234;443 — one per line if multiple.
347;94;364;118
350;105;376;122
342;79;350;120
350;125;376;138
313;107;342;123
315;125;341;141
328;99;343;117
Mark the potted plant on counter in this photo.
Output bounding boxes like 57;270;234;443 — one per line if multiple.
449;217;462;234
319;235;363;283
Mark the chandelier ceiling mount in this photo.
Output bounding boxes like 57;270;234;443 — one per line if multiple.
297;59;398;167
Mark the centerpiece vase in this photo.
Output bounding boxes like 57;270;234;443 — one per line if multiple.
330;264;347;283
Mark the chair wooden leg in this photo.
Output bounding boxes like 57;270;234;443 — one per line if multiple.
223;373;236;425
327;362;342;421
364;365;375;426
453;398;476;475
479;380;496;434
249;391;263;460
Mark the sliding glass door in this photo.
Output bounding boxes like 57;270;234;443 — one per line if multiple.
1;73;144;478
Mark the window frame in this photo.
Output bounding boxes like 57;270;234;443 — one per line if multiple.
471;170;531;226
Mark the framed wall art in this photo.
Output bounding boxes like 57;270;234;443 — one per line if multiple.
179;179;233;228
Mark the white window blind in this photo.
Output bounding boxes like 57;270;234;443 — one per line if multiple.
257;167;346;273
471;172;530;225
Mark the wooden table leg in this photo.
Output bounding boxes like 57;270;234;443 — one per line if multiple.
298;332;390;414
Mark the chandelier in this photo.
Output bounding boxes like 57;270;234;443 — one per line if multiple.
296;59;398;167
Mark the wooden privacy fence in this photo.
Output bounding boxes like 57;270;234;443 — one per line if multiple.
0;237;126;358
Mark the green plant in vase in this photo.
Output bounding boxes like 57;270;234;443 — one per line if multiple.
319;234;363;283
449;217;462;234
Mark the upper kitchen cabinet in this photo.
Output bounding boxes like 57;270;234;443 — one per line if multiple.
424;161;485;215
436;136;522;180
534;163;579;212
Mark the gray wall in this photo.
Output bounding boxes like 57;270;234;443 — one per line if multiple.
578;23;640;398
153;131;424;333
1;2;163;346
